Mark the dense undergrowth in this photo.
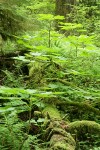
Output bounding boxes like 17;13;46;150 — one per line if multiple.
0;0;100;150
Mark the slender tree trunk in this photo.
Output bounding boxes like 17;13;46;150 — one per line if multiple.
55;0;76;30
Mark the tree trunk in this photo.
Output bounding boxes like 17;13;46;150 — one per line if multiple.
55;0;76;30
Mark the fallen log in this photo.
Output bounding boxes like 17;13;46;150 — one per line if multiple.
42;105;100;150
42;105;76;150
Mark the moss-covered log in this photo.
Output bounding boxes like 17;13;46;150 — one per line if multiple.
42;105;76;150
42;105;100;149
67;120;100;135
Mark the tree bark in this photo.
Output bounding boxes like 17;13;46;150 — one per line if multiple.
55;0;76;30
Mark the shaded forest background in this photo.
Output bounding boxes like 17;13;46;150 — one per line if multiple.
0;0;100;150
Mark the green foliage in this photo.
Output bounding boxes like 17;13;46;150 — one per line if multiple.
0;0;35;40
0;0;100;149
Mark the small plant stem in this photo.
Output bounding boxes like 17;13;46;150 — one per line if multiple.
27;96;32;134
48;22;52;47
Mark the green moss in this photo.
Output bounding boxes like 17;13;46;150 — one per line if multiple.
42;105;76;150
42;105;61;120
67;120;100;134
50;134;75;150
52;142;73;150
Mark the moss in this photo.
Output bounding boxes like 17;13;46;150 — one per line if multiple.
52;141;74;150
42;105;61;120
42;105;76;150
67;120;100;134
50;134;75;150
